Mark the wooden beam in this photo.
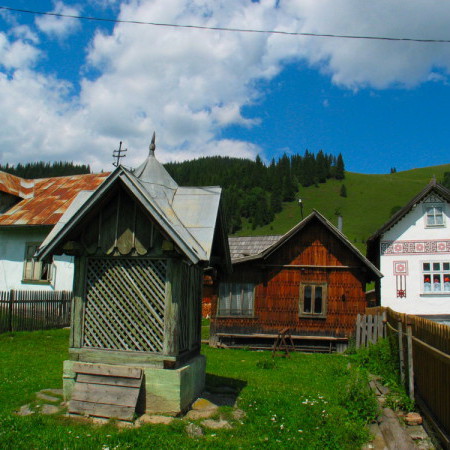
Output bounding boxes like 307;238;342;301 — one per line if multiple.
73;362;142;379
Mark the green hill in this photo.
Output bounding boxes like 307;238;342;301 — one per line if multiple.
235;164;450;252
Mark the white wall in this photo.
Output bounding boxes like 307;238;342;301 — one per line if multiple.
0;227;74;291
379;194;450;315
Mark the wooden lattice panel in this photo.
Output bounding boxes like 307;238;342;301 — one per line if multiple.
83;258;166;352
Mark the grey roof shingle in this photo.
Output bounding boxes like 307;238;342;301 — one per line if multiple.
228;235;282;261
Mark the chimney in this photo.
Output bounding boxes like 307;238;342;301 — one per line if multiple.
338;215;343;232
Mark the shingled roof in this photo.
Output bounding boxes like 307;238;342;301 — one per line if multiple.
228;235;282;261
0;171;109;226
367;180;450;244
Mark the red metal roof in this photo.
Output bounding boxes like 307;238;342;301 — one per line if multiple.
0;171;110;226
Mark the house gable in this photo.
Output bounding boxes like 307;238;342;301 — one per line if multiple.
367;182;450;315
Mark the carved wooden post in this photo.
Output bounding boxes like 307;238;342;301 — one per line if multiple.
163;259;180;356
71;256;86;349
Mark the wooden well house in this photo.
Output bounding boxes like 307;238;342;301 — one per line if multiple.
208;211;382;352
38;138;230;418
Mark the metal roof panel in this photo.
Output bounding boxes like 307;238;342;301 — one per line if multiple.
0;172;109;226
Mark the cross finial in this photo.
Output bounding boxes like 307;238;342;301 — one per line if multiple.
149;132;156;155
112;141;127;167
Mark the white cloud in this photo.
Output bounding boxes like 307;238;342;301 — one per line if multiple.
2;0;450;170
285;0;450;89
35;1;82;39
0;33;40;70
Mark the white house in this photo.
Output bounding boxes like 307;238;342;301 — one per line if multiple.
367;180;450;318
0;170;108;291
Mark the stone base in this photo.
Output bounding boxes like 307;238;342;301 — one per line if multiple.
63;355;206;416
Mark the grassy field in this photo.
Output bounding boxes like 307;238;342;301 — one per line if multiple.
236;164;450;252
0;328;377;449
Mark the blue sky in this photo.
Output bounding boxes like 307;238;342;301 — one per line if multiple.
0;0;450;174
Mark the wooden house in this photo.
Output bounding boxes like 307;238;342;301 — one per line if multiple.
209;211;382;352
38;137;230;417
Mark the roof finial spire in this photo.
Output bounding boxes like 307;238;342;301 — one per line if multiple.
149;132;156;155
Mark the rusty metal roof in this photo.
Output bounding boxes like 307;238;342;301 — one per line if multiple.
0;171;109;226
0;171;34;199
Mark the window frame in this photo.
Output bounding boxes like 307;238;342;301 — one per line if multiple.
424;204;445;228
421;261;450;294
22;242;53;284
217;282;255;317
299;282;328;318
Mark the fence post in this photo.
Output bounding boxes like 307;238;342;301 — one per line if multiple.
398;320;405;385
356;314;361;349
8;290;15;332
406;322;414;402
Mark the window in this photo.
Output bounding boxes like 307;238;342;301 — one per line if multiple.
23;243;52;283
422;262;450;293
299;283;327;318
218;283;254;316
425;206;444;227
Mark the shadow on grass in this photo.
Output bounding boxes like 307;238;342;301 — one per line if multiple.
204;373;247;406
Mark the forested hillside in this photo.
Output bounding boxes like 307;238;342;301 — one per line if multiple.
0;161;91;179
166;151;344;233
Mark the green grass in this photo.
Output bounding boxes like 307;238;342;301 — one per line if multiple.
0;329;377;449
201;318;210;340
352;338;414;412
235;164;450;252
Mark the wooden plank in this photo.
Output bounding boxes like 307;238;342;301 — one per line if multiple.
215;333;348;341
398;321;405;384
73;362;142;379
356;314;361;349
71;383;139;407
76;373;142;388
378;407;416;450
69;399;135;421
406;324;415;402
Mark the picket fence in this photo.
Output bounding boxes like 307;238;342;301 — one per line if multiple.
366;306;450;448
0;290;72;333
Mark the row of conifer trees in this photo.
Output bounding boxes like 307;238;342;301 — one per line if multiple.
1;151;345;234
166;150;345;233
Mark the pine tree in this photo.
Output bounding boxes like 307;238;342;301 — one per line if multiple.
335;153;345;180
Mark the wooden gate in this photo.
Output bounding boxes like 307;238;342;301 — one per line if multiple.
355;312;386;348
83;258;166;352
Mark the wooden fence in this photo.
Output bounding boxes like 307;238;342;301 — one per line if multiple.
0;290;72;333
367;306;450;448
